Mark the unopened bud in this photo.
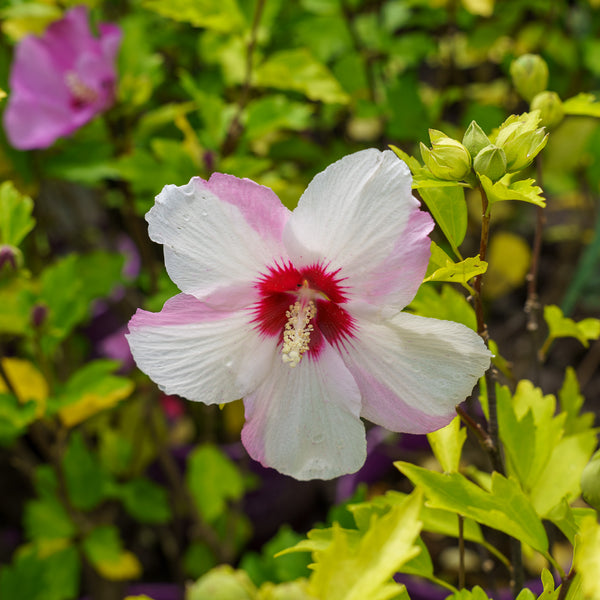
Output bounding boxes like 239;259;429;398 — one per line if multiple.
581;450;600;511
0;245;22;273
187;565;256;600
474;145;507;182
420;130;472;180
530;91;564;129
510;54;549;102
31;303;48;329
463;121;491;159
495;112;548;172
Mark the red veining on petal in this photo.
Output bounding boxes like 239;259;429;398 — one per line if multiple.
251;261;355;359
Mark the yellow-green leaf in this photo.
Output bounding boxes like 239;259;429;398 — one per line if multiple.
563;93;600;118
479;174;545;208
427;416;466;473
254;49;350;105
308;491;423;600
573;516;600;599
142;0;246;33
424;244;487;288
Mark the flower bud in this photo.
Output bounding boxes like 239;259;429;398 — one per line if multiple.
510;54;549;102
581;450;600;511
31;303;49;329
530;91;564;129
463;121;491;159
420;129;472;180
0;245;22;273
473;144;507;182
187;567;256;600
494;112;548;172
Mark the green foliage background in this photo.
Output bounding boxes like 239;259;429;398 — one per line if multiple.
1;0;600;599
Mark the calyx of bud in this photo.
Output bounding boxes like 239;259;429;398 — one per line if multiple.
494;112;548;172
473;144;507;182
463;121;491;159
420;129;472;181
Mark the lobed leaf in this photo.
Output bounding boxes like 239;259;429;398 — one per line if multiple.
395;462;548;553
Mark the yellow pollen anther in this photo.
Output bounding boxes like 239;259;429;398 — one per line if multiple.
281;300;316;368
65;71;99;104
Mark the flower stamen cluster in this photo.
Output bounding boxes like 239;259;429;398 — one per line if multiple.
282;299;316;367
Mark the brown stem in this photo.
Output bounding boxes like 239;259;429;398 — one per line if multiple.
458;515;465;589
472;185;491;340
221;0;266;157
524;155;546;384
556;571;576;600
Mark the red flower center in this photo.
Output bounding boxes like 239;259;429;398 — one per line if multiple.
252;262;355;365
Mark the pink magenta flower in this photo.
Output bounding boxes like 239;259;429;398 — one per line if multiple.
127;150;491;480
3;6;121;150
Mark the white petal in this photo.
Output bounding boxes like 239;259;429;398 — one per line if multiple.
147;175;289;298
283;149;417;281
127;294;273;404
342;312;491;433
241;341;366;480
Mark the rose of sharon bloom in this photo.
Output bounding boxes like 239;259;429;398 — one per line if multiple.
3;6;121;150
127;149;491;480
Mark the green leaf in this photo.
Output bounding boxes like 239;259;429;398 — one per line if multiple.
408;284;477;331
49;359;134;427
529;429;598;517
573;516;600;600
563;93;600;117
479;174;546;208
0;181;35;247
24;495;76;542
395;462;548;553
254;49;350;104
183;542;217;579
0;544;79;600
62;431;111;511
451;587;492;600
40;545;81;600
427;416;466;473
424;243;487;289
0;393;37;446
117;478;172;524
496;381;564;495
39;252;124;353
0;549;47;600
543;305;600;350
559;368;595;435
240;526;311;587
308;491;423;600
82;526;142;581
244;95;313;141
186;444;245;523
418;186;467;259
142;0;246;32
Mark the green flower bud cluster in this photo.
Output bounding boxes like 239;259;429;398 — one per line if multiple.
420;129;472;181
463;121;506;182
510;54;549;102
493;112;548;172
530;91;564;129
510;54;565;129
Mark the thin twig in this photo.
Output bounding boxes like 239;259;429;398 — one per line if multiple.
221;0;266;156
524;155;546;384
458;515;465;589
